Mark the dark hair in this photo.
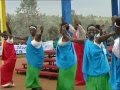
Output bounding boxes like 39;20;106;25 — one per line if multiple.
115;17;120;26
2;31;8;40
61;22;68;26
95;24;101;30
87;24;95;31
60;22;69;30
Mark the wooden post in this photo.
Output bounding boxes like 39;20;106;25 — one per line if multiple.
111;0;118;16
0;0;7;33
0;0;7;57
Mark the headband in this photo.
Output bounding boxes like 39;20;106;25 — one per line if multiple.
88;26;96;31
29;26;37;30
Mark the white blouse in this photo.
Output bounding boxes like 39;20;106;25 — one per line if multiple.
31;39;42;49
58;37;68;46
112;37;120;58
6;37;13;44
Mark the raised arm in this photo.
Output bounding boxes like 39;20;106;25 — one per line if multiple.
61;25;85;44
77;24;86;39
95;31;116;44
68;19;86;44
34;25;44;42
6;22;12;35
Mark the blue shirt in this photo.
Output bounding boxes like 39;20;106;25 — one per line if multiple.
26;36;44;69
56;40;77;69
82;39;110;80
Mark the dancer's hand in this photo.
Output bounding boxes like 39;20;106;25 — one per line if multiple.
61;25;67;35
40;25;44;35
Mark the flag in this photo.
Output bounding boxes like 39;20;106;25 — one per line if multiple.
61;0;72;24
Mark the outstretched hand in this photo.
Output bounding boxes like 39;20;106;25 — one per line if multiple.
74;19;79;26
34;25;44;42
61;25;67;35
40;25;44;34
74;18;81;30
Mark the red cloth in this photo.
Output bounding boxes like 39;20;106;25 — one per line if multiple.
74;32;85;86
1;41;16;85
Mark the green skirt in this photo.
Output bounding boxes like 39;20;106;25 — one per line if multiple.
57;64;77;90
86;73;111;90
25;64;40;90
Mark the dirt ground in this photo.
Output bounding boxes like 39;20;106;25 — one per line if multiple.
0;57;85;90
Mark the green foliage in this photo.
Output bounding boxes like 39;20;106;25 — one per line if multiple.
17;0;37;15
48;26;59;40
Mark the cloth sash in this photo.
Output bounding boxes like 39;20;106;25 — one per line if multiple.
56;37;77;69
82;39;110;81
26;36;44;69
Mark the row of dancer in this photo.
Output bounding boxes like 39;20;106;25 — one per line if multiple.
58;17;120;90
0;16;120;90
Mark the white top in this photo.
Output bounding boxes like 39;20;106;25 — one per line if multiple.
94;33;107;54
58;37;68;46
31;39;42;49
69;24;75;35
69;24;86;39
6;37;13;44
94;41;107;55
112;37;120;58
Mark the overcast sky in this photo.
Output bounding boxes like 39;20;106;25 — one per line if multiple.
6;0;112;17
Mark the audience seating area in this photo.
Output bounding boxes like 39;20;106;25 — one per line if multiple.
15;50;58;79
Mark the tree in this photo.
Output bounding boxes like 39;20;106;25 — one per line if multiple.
12;0;40;37
16;0;38;15
48;26;59;40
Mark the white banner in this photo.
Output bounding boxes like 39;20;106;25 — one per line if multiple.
42;41;54;51
0;40;54;55
14;45;27;54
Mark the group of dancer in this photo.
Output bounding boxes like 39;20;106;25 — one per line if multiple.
0;16;120;90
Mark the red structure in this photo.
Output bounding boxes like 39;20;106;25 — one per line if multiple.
15;50;58;79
